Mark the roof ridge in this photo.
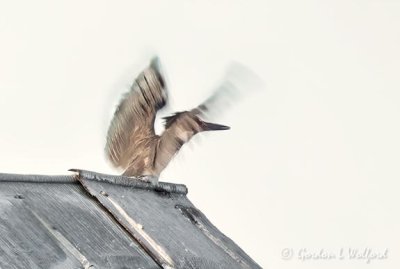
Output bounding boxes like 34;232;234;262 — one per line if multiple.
0;173;76;183
70;169;188;195
0;170;188;195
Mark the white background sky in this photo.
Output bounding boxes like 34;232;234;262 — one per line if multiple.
1;1;399;268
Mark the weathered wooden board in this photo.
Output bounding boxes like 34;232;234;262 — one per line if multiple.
0;171;262;269
76;170;262;269
0;180;160;269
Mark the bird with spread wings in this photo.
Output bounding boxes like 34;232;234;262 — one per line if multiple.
105;58;232;182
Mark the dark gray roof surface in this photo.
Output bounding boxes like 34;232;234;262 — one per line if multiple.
0;170;262;269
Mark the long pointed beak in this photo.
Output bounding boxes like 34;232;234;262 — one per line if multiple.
203;121;230;131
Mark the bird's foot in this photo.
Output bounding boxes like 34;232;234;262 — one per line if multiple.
137;175;159;185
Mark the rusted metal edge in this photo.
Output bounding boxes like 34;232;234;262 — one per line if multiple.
76;177;174;269
0;173;77;184
69;169;188;195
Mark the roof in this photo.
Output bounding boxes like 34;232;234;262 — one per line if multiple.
0;170;261;269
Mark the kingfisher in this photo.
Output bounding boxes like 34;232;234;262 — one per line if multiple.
105;58;231;181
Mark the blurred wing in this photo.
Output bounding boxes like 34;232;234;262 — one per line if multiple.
105;58;167;169
195;62;264;118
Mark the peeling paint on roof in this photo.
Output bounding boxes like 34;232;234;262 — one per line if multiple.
107;197;175;268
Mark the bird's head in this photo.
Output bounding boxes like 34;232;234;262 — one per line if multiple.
163;111;230;142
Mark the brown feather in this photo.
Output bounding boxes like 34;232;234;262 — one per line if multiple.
105;60;167;170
